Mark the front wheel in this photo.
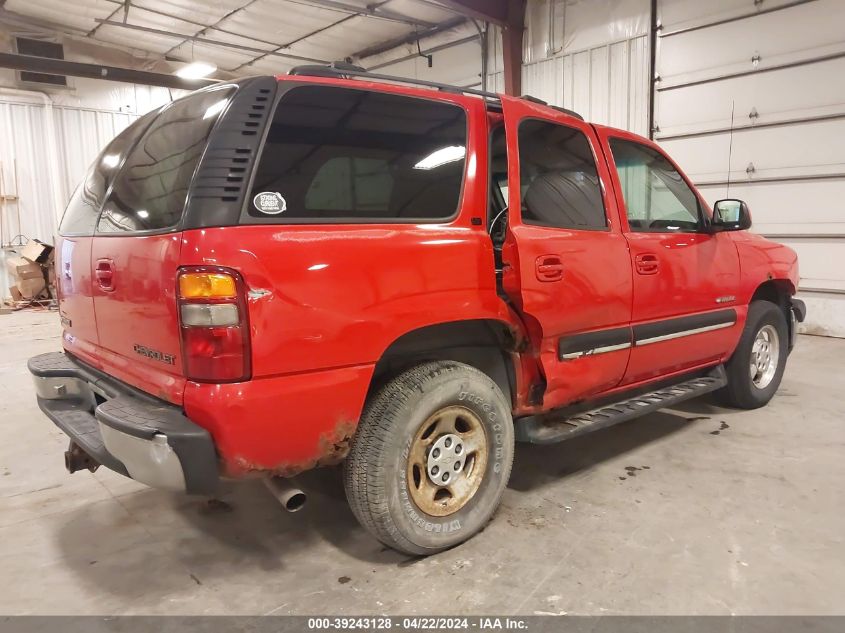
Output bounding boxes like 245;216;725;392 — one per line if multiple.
718;300;789;409
343;361;514;555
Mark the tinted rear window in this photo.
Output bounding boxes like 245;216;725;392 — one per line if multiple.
97;86;234;233
58;112;155;236
246;85;467;222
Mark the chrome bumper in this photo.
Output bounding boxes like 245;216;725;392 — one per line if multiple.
29;352;218;495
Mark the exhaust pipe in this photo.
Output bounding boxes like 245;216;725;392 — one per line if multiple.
264;476;307;512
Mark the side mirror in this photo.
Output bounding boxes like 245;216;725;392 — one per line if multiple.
711;198;752;232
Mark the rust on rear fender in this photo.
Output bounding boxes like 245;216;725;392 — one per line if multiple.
229;419;357;478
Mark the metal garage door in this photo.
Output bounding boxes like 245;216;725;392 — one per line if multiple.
654;0;845;337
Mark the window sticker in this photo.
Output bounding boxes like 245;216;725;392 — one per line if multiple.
253;191;286;215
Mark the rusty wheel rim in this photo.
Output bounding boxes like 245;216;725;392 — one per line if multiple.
406;405;488;517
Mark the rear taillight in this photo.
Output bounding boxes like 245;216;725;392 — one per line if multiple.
177;267;251;383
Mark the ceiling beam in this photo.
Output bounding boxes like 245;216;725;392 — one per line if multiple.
366;33;478;71
162;0;259;59
354;15;466;59
231;0;398;72
0;52;216;89
293;0;436;28
425;0;509;25
97;0;302;55
231;12;358;72
93;19;330;64
86;1;124;37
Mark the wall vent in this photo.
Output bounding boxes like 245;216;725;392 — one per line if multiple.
15;37;67;87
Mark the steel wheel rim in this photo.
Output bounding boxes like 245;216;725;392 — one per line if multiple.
406;405;488;517
749;324;780;389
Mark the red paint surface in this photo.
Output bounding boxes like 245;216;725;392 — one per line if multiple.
90;234;186;403
595;126;745;383
499;96;633;410
56;75;800;476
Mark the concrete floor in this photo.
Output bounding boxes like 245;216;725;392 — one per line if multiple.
0;309;843;616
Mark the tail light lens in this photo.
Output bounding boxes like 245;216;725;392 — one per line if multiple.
177;267;251;383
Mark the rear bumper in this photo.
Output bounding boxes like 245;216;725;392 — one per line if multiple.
29;352;218;495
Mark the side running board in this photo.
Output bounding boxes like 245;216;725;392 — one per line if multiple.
515;366;727;444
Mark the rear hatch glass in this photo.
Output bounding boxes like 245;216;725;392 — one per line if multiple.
60;86;234;402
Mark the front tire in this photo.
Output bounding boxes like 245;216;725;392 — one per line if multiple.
718;300;788;409
343;361;514;555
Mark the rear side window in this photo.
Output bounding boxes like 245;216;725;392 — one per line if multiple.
246;85;467;222
58;112;155;236
97;87;234;233
517;119;607;230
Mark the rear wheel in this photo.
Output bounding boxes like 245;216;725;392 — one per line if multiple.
718;300;788;409
344;361;514;555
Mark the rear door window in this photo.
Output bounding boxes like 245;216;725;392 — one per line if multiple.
58;112;156;236
246;85;467;223
97;86;234;233
517;119;607;230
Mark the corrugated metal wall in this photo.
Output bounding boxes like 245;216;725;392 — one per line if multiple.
487;35;649;135
0;95;138;296
487;0;650;134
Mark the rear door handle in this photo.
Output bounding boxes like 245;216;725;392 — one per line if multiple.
635;253;659;275
95;259;115;291
536;255;564;282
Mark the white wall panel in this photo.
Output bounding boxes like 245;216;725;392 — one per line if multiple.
656;56;845;135
656;0;845;336
695;180;845;236
659;0;845;83
556;0;649;52
659;0;804;31
661;118;845;183
796;294;845;338
494;34;649;136
0;96;139;298
485;0;649;134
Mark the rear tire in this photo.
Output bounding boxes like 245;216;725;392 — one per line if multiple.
718;300;788;409
344;361;514;555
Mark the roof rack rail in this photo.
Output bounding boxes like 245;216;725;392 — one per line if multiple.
520;94;584;121
290;62;500;101
288;63;584;120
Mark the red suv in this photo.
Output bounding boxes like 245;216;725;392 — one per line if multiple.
30;65;805;555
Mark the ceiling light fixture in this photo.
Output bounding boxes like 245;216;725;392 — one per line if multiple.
175;61;217;80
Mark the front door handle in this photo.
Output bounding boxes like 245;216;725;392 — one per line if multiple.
95;258;115;291
536;255;564;282
635;253;659;275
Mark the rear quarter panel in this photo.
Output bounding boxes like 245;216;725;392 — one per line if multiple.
179;224;514;477
179;224;511;376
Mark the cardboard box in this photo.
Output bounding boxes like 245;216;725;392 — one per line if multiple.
5;256;43;281
17;277;46;299
9;286;24;302
20;239;53;264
